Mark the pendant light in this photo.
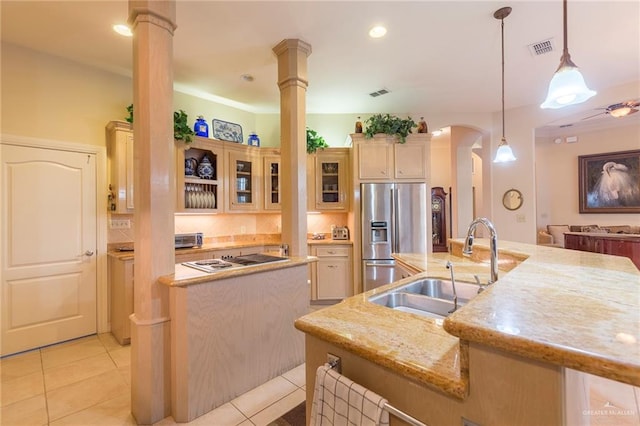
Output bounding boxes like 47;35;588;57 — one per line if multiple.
540;0;596;109
493;7;516;163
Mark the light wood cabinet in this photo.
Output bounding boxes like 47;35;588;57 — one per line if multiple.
355;135;428;182
108;256;133;345
262;151;280;211
308;149;350;211
394;141;428;180
310;244;352;301
106;121;134;213
357;140;392;180
226;146;261;212
176;136;224;213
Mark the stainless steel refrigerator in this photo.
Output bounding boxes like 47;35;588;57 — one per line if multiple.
361;182;427;291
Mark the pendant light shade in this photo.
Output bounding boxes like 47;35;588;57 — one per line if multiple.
493;7;516;163
540;0;596;109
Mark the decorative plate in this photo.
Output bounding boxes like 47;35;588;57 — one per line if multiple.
212;119;243;143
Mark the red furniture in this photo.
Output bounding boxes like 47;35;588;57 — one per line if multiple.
564;232;640;269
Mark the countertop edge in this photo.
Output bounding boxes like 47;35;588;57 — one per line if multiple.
159;256;316;287
294;317;468;400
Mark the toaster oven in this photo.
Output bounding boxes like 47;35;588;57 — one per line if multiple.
175;233;203;249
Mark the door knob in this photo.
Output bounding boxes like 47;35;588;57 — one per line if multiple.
84;250;95;257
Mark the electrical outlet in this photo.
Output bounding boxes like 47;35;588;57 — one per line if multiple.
516;214;526;223
110;219;131;229
240;226;246;234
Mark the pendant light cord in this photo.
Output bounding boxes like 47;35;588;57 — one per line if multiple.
500;16;505;141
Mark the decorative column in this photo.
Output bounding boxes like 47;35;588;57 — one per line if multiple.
128;1;176;424
272;39;312;257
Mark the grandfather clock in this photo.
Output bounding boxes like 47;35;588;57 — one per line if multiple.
431;187;447;252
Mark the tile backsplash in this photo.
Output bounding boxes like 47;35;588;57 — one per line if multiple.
108;212;348;244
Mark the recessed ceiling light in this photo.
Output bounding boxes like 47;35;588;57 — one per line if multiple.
240;74;254;82
113;24;132;37
369;25;387;38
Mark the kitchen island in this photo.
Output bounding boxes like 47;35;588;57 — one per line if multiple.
158;255;315;422
295;239;639;425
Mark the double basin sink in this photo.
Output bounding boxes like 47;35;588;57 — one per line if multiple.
368;278;481;319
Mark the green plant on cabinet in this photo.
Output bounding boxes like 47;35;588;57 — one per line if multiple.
307;127;329;154
125;104;195;144
363;113;417;143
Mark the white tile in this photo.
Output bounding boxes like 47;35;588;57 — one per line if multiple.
97;332;124;352
187;402;248;426
249;388;305;426
281;364;305;388
46;369;129;421
0;349;42;382
0;371;44;407
109;345;131;368
231;376;298;418
50;394;136;426
0;393;48;426
44;352;117;391
41;338;106;370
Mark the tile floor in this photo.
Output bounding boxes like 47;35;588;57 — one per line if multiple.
0;333;305;426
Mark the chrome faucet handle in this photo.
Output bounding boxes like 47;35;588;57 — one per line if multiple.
474;274;489;294
446;261;459;313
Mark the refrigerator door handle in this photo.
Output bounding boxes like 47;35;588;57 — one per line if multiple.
393;187;400;253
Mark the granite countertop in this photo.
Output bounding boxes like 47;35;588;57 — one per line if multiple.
158;255;317;287
294;239;640;400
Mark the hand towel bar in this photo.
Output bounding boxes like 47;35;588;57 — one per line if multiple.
326;357;429;426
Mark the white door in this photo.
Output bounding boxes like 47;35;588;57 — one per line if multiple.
1;144;97;356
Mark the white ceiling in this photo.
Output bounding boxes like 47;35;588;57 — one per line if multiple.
2;1;639;132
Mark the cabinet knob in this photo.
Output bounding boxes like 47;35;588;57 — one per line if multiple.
83;250;95;257
381;171;386;175
328;250;336;254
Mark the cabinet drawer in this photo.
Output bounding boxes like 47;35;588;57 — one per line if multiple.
315;246;350;257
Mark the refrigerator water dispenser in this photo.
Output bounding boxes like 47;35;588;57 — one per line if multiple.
370;221;388;243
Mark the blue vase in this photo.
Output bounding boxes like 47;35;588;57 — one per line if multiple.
248;133;260;147
194;116;209;137
197;155;214;179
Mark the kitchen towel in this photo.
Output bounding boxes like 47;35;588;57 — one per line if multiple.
310;364;389;426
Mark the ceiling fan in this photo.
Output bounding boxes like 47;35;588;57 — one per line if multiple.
582;100;640;121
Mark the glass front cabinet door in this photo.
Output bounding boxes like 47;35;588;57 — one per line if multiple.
176;137;223;213
227;147;260;211
315;150;349;211
263;151;280;211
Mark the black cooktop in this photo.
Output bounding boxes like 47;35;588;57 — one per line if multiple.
229;253;287;265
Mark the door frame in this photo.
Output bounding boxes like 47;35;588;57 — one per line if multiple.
0;134;109;334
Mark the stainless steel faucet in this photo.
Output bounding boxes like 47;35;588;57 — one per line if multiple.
446;261;458;313
463;217;499;286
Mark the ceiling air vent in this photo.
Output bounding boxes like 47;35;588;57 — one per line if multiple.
528;39;554;56
369;88;390;97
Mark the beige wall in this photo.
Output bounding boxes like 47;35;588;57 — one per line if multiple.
1;43;131;145
535;121;640;230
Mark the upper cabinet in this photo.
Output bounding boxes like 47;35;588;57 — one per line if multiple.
226;144;261;212
308;148;350;211
354;134;429;182
262;150;280;211
176;136;224;213
107;121;134;213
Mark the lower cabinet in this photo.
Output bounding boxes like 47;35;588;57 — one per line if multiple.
310;244;352;301
108;257;133;345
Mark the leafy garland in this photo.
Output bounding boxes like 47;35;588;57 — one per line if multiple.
363;114;416;144
125;104;195;144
